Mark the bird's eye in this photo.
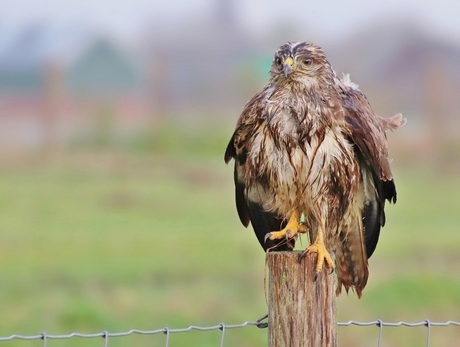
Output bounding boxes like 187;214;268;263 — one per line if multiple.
274;57;282;66
303;59;313;66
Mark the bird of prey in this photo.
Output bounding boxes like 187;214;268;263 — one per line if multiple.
224;42;405;297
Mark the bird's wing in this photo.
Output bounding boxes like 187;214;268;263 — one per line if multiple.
339;81;404;258
224;94;294;251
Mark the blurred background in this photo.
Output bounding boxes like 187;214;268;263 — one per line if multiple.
0;1;459;346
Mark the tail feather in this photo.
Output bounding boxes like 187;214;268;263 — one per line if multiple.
335;219;369;298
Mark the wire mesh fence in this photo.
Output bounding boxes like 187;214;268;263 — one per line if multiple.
0;315;459;347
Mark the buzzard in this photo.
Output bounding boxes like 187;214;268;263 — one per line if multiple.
224;42;405;297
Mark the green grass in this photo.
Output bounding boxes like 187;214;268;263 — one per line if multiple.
0;147;459;346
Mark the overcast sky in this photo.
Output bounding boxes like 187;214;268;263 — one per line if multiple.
0;0;458;42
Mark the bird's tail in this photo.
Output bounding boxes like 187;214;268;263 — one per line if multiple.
335;219;369;298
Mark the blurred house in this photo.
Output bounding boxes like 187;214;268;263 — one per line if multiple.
0;23;150;148
0;6;459;154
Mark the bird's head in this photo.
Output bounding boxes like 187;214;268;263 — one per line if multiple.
270;42;334;87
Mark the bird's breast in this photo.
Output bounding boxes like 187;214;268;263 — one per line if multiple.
246;120;357;217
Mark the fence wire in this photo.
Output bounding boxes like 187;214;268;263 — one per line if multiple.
0;315;458;347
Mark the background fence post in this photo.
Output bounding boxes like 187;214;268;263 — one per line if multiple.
267;251;337;347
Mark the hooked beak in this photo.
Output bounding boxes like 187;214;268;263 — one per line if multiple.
283;57;294;77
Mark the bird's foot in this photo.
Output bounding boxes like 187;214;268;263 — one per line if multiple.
264;211;308;243
300;240;334;276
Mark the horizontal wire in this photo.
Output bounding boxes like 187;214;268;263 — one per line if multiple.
0;319;264;342
337;320;460;327
0;318;458;342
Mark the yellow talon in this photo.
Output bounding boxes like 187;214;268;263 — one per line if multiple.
265;209;308;242
303;226;334;274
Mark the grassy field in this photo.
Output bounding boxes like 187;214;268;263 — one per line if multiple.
0;132;459;346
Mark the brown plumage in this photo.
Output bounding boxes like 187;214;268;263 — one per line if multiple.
224;42;405;297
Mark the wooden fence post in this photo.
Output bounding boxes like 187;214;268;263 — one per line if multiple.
267;251;337;347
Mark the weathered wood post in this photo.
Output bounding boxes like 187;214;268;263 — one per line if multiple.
267;251;337;347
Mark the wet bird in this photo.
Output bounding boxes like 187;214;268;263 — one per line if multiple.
225;42;405;297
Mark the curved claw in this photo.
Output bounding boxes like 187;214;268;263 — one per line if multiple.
264;232;272;244
298;249;307;262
